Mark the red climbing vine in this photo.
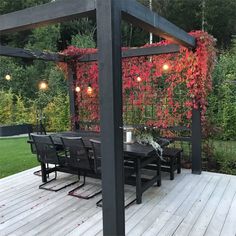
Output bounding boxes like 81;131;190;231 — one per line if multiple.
60;31;216;130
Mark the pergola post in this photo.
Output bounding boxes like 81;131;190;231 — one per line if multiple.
67;64;77;131
97;0;125;235
192;108;202;174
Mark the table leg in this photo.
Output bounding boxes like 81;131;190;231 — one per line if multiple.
41;162;47;183
157;156;161;186
135;159;142;204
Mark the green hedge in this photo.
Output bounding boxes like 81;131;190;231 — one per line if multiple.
0;90;70;132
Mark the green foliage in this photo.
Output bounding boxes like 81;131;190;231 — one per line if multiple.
139;0;236;49
59;18;96;49
44;94;70;132
214;141;236;175
208;40;236;140
0;90;14;124
0;89;70;131
26;25;61;51
71;33;96;48
0;90;32;125
48;66;68;96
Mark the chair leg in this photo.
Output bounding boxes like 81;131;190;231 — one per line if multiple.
170;159;174;180
157;157;161;186
68;175;102;199
34;164;50;177
33;170;42;176
177;153;181;174
96;196;136;208
39;171;78;192
96;198;103;207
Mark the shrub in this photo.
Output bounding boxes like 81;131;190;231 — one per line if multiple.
44;94;70;132
0;90;14;125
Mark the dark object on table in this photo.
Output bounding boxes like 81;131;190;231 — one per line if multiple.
162;147;183;180
61;137;102;199
31;134;78;191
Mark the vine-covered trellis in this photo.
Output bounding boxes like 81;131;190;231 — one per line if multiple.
61;31;216;131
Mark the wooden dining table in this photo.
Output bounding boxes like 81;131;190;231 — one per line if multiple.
31;130;171;204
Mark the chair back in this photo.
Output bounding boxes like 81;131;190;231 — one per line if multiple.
28;124;47;154
61;137;91;170
90;139;102;174
31;134;60;165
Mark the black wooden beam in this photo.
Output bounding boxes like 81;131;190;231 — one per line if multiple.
192;108;202;174
97;0;125;235
121;0;196;48
67;65;77;131
0;45;67;62
0;0;96;34
79;44;180;62
1;44;180;62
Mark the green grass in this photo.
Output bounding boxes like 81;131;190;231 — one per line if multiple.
0;137;38;179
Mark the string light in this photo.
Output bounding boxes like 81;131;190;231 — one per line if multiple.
136;76;142;82
75;86;81;93
87;84;93;95
162;63;169;71
5;74;11;81
39;81;48;90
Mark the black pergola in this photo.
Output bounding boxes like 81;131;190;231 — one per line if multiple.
0;1;201;235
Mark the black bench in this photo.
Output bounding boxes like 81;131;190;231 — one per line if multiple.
161;147;183;180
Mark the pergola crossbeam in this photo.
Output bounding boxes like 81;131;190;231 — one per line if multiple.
0;44;180;62
0;0;96;34
0;45;66;62
122;0;195;48
79;44;180;62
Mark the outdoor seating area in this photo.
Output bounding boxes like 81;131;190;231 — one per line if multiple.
0;0;235;235
0;167;236;236
28;130;175;204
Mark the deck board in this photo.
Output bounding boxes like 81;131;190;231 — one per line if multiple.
0;168;235;236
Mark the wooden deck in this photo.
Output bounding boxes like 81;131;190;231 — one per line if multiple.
0;167;236;236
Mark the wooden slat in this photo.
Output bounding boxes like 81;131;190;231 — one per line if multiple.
142;175;212;236
125;174;193;234
172;175;221;236
127;174;201;235
0;0;96;34
218;191;236;236
188;176;230;236
204;178;236;236
1;169;236;236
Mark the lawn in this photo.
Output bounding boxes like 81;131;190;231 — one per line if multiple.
0;137;38;179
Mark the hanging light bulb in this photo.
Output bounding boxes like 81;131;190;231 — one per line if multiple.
87;84;93;95
162;63;169;71
136;76;142;82
39;81;48;90
5;74;11;81
75;86;81;93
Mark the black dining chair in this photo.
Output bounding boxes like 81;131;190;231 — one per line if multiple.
61;137;102;199
28;124;47;176
90;139;137;208
31;134;78;191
